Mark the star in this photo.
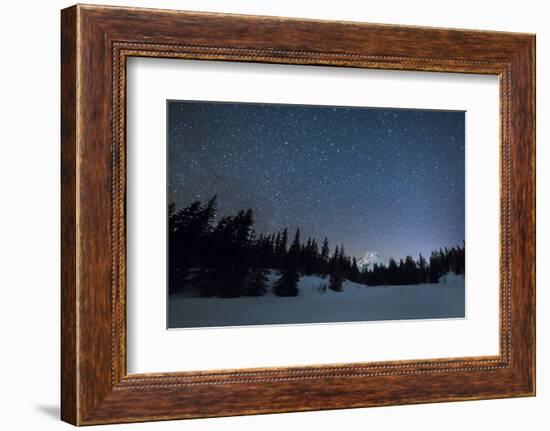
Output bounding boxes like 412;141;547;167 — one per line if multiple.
168;101;465;260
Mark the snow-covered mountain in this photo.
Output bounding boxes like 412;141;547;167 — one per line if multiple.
357;251;386;270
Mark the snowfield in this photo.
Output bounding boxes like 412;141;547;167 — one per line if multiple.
168;272;465;329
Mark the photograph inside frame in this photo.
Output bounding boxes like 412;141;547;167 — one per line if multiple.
167;100;465;329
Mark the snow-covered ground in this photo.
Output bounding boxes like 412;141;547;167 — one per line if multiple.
168;272;465;329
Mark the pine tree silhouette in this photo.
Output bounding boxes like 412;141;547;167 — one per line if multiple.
204;209;255;297
320;237;330;275
329;262;345;292
275;228;288;269
428;250;442;283
168;196;465;295
274;228;301;296
418;253;428;283
328;244;346;291
349;257;361;283
168;196;217;294
246;266;270;296
273;257;299;297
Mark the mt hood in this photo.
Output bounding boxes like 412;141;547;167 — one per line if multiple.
357;251;386;270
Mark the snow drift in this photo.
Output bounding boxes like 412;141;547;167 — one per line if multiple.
168;271;465;329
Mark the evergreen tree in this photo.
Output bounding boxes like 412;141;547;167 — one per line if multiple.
338;244;346;264
327;244;347;291
428;250;441;283
300;237;315;275
273;229;301;297
370;263;382;285
168;196;466;294
307;238;319;274
397;259;405;284
457;243;465;274
207;209;254;297
275;228;288;269
387;258;398;285
320;238;330;274
418;253;428;283
252;234;274;268
274;232;281;255
168;196;217;294
439;248;448;274
403;255;418;285
329;246;340;274
273;257;299;297
329;260;345;292
246;266;269;296
289;228;301;257
348;257;361;283
338;244;352;274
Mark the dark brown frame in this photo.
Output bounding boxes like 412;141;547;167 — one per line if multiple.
61;4;536;426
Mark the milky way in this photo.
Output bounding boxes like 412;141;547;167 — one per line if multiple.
167;100;464;261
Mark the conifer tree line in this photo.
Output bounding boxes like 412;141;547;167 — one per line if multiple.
169;197;465;297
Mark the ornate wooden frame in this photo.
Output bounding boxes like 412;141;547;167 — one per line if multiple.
61;4;535;425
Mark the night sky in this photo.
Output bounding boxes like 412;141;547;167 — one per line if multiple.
167;101;464;261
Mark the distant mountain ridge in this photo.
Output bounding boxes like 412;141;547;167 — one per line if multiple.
357;251;386;270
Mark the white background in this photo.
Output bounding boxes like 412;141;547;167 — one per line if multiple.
127;59;499;373
0;0;547;430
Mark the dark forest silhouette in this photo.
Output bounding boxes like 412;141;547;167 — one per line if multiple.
168;196;465;297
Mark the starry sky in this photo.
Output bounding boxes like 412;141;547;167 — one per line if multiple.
167;100;465;261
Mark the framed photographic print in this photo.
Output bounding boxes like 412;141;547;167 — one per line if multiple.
164;100;466;329
61;4;535;425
